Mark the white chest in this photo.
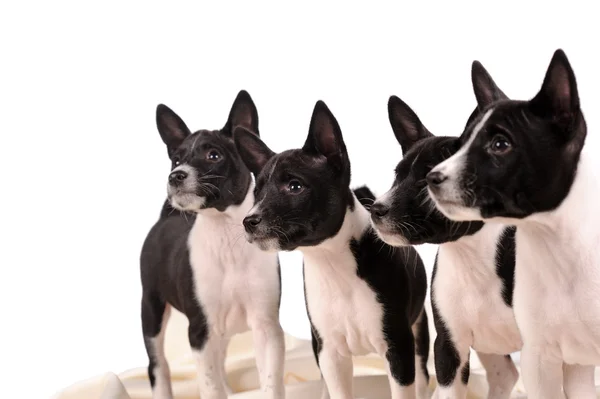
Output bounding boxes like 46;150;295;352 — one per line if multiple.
514;226;600;365
188;215;280;337
304;251;386;358
433;226;522;355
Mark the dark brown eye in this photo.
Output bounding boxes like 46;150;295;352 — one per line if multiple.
490;135;512;154
287;180;304;193
206;149;222;162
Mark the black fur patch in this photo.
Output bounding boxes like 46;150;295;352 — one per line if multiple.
140;91;281;387
236;100;428;388
431;49;586;219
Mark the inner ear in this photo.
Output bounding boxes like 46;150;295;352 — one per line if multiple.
156;104;191;155
471;61;508;110
303;101;346;170
388;95;433;154
530;49;579;119
223;90;259;136
233;126;275;176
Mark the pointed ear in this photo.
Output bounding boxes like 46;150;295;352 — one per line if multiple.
471;61;509;110
223;90;259;137
530;49;580;121
302;101;348;171
233;126;275;176
387;95;433;154
156;104;191;156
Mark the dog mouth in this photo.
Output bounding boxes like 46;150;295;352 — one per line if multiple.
371;223;411;247
168;192;205;212
245;233;281;252
427;187;462;207
374;228;411;247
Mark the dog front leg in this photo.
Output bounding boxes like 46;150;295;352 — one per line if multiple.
432;334;469;399
519;346;563;399
218;338;233;395
563;363;596;399
188;319;227;399
318;347;353;399
252;319;286;398
475;352;518;399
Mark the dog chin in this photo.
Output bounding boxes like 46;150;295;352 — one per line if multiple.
169;194;206;212
246;235;281;252
428;193;482;222
373;227;410;247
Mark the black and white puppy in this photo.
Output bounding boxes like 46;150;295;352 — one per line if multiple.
427;49;599;398
140;91;285;399
234;100;430;399
370;94;522;399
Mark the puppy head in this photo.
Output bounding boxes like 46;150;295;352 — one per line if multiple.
370;96;484;246
427;49;586;222
157;90;258;214
234;100;353;252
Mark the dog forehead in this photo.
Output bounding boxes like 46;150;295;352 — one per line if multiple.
397;136;452;173
465;101;531;142
268;150;327;177
181;129;233;150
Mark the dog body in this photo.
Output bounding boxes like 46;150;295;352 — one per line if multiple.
427;50;598;398
371;96;521;398
234;101;430;399
140;91;285;399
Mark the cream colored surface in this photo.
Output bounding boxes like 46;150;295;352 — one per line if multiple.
54;307;600;399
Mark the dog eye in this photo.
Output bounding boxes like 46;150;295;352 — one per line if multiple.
490;135;512;154
287;180;304;193
206;150;222;162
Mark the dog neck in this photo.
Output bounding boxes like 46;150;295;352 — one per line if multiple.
300;192;371;257
524;152;598;234
511;152;600;277
196;179;255;223
439;222;507;275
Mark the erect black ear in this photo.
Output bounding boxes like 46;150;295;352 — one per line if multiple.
302;100;348;172
471;61;509;110
233;126;275;176
156;104;192;157
223;90;259;137
387;95;434;154
530;49;580;121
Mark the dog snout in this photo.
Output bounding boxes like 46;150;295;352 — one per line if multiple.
426;171;447;187
370;202;390;219
169;170;188;186
243;214;262;233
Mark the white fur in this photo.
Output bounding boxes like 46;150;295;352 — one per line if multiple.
302;204;385;358
371;188;410;246
432;223;521;398
300;197;425;399
434;222;522;355
185;182;285;399
506;153;600;398
428;110;493;221
149;305;175;399
167;164;206;211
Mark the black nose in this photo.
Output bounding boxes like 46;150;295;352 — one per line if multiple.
426;171;447;186
243;214;262;233
370;202;390;219
169;170;188;186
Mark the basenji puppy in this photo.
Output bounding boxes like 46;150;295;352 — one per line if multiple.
234;100;430;399
427;50;598;398
140;90;285;399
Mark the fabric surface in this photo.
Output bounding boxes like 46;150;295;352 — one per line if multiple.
55;307;600;398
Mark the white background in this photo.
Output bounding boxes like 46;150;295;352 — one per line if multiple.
1;1;599;398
